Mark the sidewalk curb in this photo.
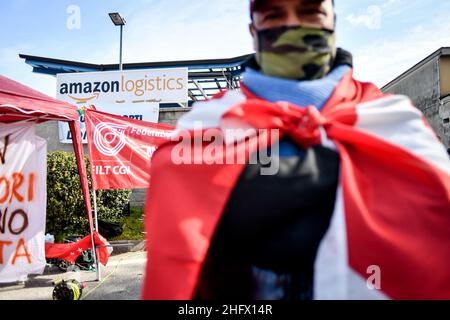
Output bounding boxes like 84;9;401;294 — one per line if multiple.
110;240;145;255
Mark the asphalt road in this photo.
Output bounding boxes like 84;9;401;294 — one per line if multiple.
0;251;147;300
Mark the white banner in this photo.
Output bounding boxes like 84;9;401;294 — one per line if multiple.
0;123;47;283
56;68;188;143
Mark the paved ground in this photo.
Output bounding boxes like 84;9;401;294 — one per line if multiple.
0;251;146;300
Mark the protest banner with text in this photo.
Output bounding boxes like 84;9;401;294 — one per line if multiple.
0;123;47;283
85;109;174;190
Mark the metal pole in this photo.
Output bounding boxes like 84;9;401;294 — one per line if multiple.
119;24;123;70
89;227;101;282
93;189;101;281
93;189;99;231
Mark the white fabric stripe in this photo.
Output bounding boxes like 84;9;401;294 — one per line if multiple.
175;90;246;131
314;186;349;299
355;95;450;176
346;267;387;300
319;126;338;151
314;186;388;300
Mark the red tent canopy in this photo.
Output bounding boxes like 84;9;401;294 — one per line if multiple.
0;75;94;233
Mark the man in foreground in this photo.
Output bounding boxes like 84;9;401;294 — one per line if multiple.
143;0;450;300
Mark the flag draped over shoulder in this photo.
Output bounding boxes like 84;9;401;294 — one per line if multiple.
142;70;450;300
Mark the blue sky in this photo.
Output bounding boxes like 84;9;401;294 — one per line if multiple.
1;0;450;97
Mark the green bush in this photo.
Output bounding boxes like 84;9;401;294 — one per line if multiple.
46;151;132;241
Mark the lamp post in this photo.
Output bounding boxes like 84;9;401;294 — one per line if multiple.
108;12;126;70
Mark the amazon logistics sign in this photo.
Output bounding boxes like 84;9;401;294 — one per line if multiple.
56;68;188;143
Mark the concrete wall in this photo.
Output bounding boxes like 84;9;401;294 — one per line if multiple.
382;57;440;114
382;56;449;146
37;107;190;208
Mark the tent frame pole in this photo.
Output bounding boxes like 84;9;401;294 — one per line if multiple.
68;120;101;282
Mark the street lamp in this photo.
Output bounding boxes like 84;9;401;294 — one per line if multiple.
108;12;126;70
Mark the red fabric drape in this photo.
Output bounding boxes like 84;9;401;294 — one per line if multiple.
142;71;385;299
45;232;111;266
0;75;95;241
69;121;94;233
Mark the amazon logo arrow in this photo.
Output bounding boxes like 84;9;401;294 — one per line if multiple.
68;92;100;104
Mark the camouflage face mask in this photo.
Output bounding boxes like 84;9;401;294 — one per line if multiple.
255;26;337;80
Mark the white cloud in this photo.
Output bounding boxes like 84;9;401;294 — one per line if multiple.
352;14;450;87
344;0;402;30
347;5;383;30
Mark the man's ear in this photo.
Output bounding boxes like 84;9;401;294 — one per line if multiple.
249;23;257;38
333;11;337;30
249;23;258;51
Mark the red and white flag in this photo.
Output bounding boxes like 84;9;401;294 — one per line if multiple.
142;70;450;300
45;232;111;266
84;109;174;190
